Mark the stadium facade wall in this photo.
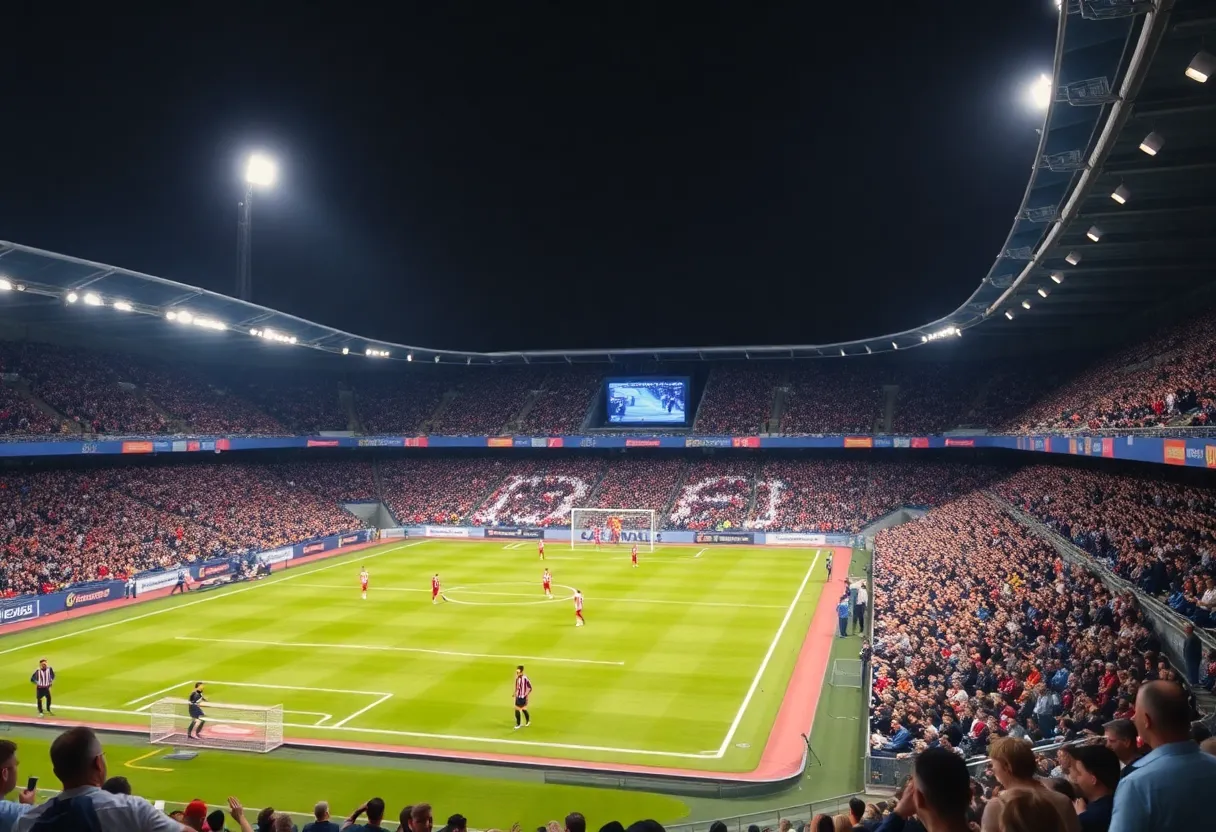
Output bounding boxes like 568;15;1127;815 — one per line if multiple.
0;432;1213;469
0;529;376;627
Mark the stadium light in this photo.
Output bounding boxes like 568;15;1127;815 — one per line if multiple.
1050;271;1064;284
1086;226;1103;242
364;348;390;358
1005;310;1015;320
925;325;959;342
245;154;278;187
1065;251;1081;265
341;347;350;355
1028;74;1053;110
434;355;441;363
251;327;295;344
1022;300;1032;309
864;346;872;354
1111;184;1130;204
65;291;79;304
0;277;12;291
1037;287;1049;298
112;300;134;312
407;353;413;362
1139;132;1163;156
1185;51;1214;83
83;292;103;306
891;341;899;349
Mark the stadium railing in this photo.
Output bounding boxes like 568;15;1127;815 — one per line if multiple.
663;794;857;832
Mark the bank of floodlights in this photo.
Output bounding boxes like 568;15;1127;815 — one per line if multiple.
167;309;226;331
924;325;960;342
365;348;390;358
249;327;295;344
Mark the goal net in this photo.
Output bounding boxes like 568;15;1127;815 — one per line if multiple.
830;659;864;688
149;698;284;753
570;507;656;551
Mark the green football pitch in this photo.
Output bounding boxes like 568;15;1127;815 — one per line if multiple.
0;539;867;827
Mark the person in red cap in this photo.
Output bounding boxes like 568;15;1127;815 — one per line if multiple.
182;799;207;831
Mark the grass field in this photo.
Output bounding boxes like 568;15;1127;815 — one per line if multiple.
0;539;863;826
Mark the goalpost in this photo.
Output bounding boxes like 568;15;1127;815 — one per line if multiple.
570;507;656;551
149;698;284;753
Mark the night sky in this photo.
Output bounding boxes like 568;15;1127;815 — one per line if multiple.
1;4;1057;353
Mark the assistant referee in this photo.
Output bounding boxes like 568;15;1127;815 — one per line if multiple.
31;658;54;716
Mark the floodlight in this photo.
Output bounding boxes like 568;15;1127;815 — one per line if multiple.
1111;184;1130;204
0;278;11;291
1022;300;1032;309
167;311;179;321
1139;132;1163;156
245;153;278;187
407;353;413;361
892;341;899;349
840;348;846;356
1065;251;1082;266
1029;74;1053;110
112;300;133;311
466;357;472;365
342;347;350;355
434;355;441;363
1005;310;1015;320
864;346;872;354
1185;51;1214;84
177;310;194;324
1038;287;1049;298
83;292;103;306
1086;226;1103;242
920;336;927;343
1050;271;1063;284
66;292;79;303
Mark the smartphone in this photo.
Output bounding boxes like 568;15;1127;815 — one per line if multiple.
26;776;37;792
154;800;166;812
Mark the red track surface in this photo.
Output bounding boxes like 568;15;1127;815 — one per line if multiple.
0;543;852;783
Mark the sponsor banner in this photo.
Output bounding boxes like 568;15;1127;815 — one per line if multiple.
0;598;40;625
358;437;404;447
694;531;754;545
1164;439;1187;466
685;437;733;448
302;541;326;554
172;440;188;452
195;560;234;580
306;439;340;448
577;529;652;543
424;525;471;538
485;526;545;539
625;438;661;447
64;584;123;610
122;441;155;454
944;438;975;447
873;437;893;448
1069;438;1077;455
911;437;930;448
1102;438;1114;458
216;438;231;451
1206;445;1216;469
187;440;201;452
487;437;513;448
766;532;827;546
257;546;294;566
530;438;548;448
732;436;761;448
893;438;911;449
513;437;533;448
404;437;429;448
1185;445;1205;464
547;437;564;448
135;570;184;593
844;436;873;449
338;533;361;546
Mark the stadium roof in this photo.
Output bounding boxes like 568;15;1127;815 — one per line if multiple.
1;0;1213;366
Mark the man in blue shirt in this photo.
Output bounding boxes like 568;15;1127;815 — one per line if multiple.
1109;681;1216;832
836;594;850;638
0;740;36;832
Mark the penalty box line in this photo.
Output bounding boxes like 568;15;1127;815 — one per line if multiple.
123;679;392;728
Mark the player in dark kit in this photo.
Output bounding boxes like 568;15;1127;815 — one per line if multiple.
186;682;207;739
513;665;532;729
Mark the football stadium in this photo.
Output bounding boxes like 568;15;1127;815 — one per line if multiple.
4;3;1216;831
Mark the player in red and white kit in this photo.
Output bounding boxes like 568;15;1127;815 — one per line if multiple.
592;527;602;550
573;589;585;626
538;540;545;560
631;544;639;568
360;567;369;600
542;568;552;599
432;573;442;604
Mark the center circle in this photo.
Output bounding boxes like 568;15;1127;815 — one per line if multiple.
442;581;576;606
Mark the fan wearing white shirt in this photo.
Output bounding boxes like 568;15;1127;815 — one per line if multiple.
14;727;187;832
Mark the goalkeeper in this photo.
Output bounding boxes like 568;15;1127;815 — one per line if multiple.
186;682;207;740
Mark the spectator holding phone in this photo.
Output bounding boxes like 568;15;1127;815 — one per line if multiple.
0;740;37;832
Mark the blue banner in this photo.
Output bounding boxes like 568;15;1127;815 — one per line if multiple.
484;526;545;539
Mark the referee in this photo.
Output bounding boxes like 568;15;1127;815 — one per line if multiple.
30;658;54;716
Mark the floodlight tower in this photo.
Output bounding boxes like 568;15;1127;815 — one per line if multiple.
236;153;277;302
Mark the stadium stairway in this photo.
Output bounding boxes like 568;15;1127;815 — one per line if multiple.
7;378;83;433
764;380;790;434
879;385;897;434
501;384;545;434
341;387;365;432
419;388;460;433
133;384;190;432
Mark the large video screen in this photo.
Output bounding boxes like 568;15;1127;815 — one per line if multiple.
606;377;689;425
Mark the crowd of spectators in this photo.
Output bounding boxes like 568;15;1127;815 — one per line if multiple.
379;458;510;525
1007;307;1216;433
587;458;687;523
667;459;756;530
890;364;982;435
869;493;1180;763
272;460;377;503
471;458;606;527
432;369;537;436
780;366;882;435
749;460;998;533
693;366;781;434
355;373;450;434
235;374;349;433
120;363;284;435
995;465;1216;625
516;370;601;434
0;382;61;436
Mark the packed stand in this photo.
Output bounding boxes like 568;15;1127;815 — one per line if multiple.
119;362;284;434
356;372;449;434
0;382;61;437
995;465;1216;626
1007;306;1216;432
472;457;606;527
433;369;536;435
960;367;1057;431
2;341;168;434
748;460;999;532
517;370;601;434
379;457;510;525
234;373;348;433
869;493;1177;763
693;366;780;434
667;458;756;530
271;460;377;502
891;364;983;434
780;365;881;434
587;458;688;523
